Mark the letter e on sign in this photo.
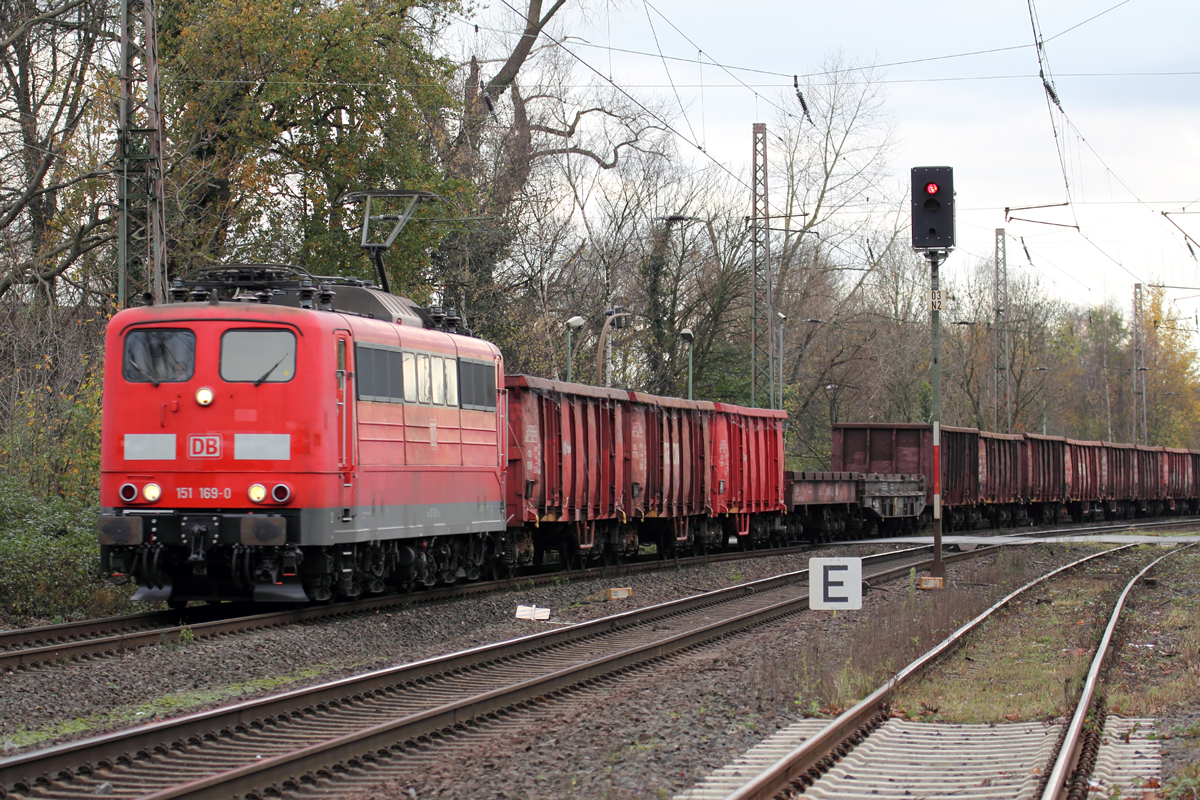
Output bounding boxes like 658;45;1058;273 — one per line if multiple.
809;557;862;610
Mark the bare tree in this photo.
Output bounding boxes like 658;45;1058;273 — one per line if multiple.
0;0;113;302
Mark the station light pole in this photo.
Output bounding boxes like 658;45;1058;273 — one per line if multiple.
566;315;584;383
776;311;787;410
597;307;630;387
1033;366;1050;434
681;328;695;400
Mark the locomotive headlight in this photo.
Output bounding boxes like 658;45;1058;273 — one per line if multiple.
248;483;267;503
142;483;162;502
195;386;214;406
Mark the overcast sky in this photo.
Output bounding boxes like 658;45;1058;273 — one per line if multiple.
460;0;1200;315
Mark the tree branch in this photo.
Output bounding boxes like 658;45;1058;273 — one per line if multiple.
0;0;86;51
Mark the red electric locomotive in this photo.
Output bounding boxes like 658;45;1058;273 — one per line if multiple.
99;266;506;605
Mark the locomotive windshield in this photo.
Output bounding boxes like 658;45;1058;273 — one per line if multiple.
123;329;196;383
220;329;296;383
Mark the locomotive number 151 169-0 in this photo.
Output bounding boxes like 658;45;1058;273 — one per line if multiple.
176;487;233;500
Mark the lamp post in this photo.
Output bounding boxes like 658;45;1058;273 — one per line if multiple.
776;312;787;410
597;307;630;387
681;328;695;399
1133;366;1149;444
1033;366;1049;434
565;315;584;383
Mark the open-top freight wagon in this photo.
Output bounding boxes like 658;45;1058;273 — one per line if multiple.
833;422;1200;529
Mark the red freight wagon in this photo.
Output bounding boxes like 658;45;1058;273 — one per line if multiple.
1064;439;1104;521
1192;451;1200;502
1162;448;1192;508
1103;442;1136;509
1021;434;1067;515
627;392;713;525
979;431;1025;526
709;403;786;530
504;375;632;531
832;423;978;521
979;431;1023;505
1134;445;1160;503
785;472;925;540
1191;450;1200;509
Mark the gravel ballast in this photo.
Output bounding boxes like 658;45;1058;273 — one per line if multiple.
0;544;907;749
342;543;1093;800
7;541;1180;800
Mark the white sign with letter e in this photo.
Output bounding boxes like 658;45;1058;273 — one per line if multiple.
809;557;862;610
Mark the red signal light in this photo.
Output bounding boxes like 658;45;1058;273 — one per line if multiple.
925;182;939;195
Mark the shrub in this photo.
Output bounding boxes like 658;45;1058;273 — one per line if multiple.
0;477;137;624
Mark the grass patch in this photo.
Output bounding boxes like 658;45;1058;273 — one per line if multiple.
1106;553;1200;716
752;548;1033;717
894;555;1136;723
2;668;323;749
1166;763;1200;799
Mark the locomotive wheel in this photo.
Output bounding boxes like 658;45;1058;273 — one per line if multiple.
491;559;516;581
167;599;187;611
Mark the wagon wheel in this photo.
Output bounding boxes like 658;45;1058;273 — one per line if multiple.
559;540;581;572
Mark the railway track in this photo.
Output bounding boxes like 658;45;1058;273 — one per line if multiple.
0;541;824;671
0;545;996;799
5;513;1195;673
680;542;1189;800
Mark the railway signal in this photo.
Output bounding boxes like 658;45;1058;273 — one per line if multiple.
910;166;955;250
912;166;955;580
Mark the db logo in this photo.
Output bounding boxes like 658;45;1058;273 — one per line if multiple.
188;434;222;459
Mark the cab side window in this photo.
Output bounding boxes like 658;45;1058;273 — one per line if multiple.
459;360;497;411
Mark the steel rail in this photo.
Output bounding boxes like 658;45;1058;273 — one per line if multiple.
0;547;975;798
1039;543;1193;800
721;542;1145;800
1007;515;1200;540
0;610;180;652
0;541;836;670
127;549;994;800
5;513;1194;670
0;603;258;655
